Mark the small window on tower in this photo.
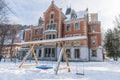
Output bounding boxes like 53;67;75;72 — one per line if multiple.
50;14;54;19
92;36;96;44
91;26;95;32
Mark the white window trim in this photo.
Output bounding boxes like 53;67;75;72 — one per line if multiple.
46;23;57;30
50;11;54;20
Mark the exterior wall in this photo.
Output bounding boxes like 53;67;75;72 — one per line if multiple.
80;46;89;61
23;2;103;61
88;21;103;61
90;47;103;61
44;3;65;38
63;20;85;37
31;27;43;40
88;22;101;47
25;30;31;41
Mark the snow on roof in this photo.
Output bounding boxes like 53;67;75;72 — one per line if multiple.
15;36;87;45
76;10;87;19
65;10;87;21
4;39;12;45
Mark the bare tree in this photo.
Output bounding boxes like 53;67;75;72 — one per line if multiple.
9;25;19;61
0;0;8;23
0;24;10;55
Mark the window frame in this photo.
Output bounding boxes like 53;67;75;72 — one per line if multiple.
92;50;97;57
75;22;80;30
34;29;39;35
74;49;80;58
91;36;96;44
91;26;95;32
50;13;54;19
66;24;71;31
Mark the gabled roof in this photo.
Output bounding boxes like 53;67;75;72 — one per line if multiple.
44;1;65;18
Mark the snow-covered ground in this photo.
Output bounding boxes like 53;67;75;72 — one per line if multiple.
0;60;120;80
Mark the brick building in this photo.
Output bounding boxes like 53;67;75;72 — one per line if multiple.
23;1;103;61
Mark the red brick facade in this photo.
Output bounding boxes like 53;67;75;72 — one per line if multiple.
24;2;101;49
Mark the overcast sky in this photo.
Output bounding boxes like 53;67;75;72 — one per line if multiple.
6;0;120;32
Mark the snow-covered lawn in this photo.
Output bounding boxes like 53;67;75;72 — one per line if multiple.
0;60;120;80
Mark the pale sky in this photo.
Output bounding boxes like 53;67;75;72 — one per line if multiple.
6;0;120;32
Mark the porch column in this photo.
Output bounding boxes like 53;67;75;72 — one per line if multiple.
41;47;44;59
71;47;74;60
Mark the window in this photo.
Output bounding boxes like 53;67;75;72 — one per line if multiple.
41;28;43;34
47;25;50;30
75;23;80;30
74;41;80;46
91;26;95;32
74;49;80;58
44;48;47;57
66;24;71;31
40;39;43;40
66;49;71;58
50;14;54;19
44;48;55;57
46;35;49;40
48;48;51;57
46;34;55;39
35;29;38;35
53;24;56;30
92;50;97;57
92;37;96;44
49;35;51;39
47;24;56;30
53;34;55;39
34;29;38;35
52;48;55;57
50;25;52;29
39;49;41;57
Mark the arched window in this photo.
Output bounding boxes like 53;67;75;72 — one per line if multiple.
50;12;54;19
